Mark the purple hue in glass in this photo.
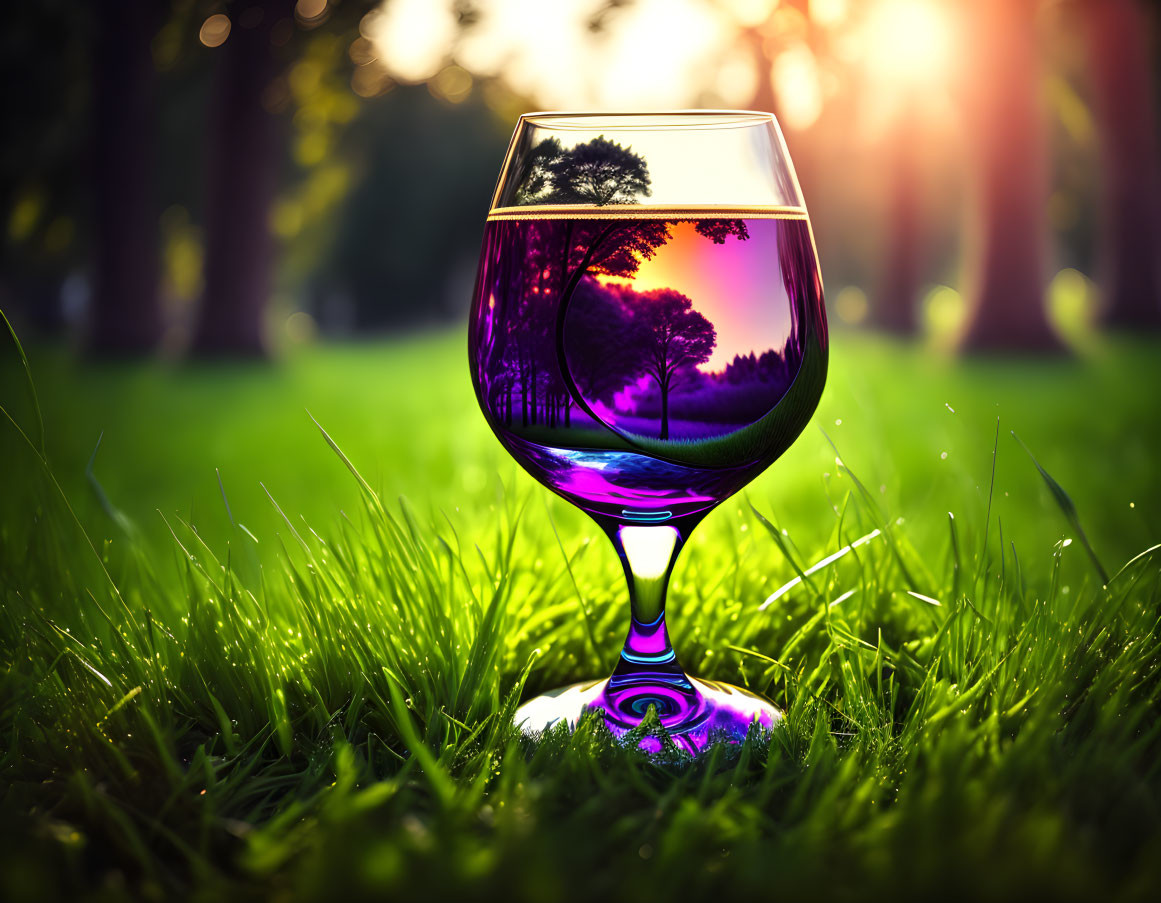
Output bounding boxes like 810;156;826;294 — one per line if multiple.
470;217;826;533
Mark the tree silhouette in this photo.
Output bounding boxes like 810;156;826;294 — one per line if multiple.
484;137;750;439
624;288;715;439
511;135;651;207
548;213;745;436
512;137;746;317
565;276;647;404
512;137;564;206
546;136;651;206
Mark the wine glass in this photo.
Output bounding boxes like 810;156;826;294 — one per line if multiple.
468;112;827;754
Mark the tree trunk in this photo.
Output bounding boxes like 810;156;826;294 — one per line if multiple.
659;377;670;440
520;345;529;426
192;1;291;355
1081;0;1161;330
88;0;161;354
876;104;923;334
961;0;1059;351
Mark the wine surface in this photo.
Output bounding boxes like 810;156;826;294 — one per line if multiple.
469;210;827;528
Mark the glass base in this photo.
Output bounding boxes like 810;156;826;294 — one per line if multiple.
514;677;781;756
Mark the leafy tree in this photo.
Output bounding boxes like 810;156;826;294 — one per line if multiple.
619;287;715;439
509;137;747;313
511;137;563;206
484;137;749;435
511;135;651;207
564;276;647;404
548;213;746;432
545;136;651;206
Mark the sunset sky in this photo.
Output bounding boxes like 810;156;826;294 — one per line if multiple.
597;218;796;371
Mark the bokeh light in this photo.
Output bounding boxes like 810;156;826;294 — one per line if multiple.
810;0;849;29
718;0;781;30
1049;267;1100;349
429;66;473;105
772;43;823;130
862;0;954;86
362;0;457;84
834;286;869;326
198;14;231;49
922;284;966;347
367;0;767;111
3;0;1157;358
295;0;328;27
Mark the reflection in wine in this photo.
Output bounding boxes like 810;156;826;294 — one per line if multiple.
471;213;826;529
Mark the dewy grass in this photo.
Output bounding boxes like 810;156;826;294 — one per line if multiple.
1;325;1160;901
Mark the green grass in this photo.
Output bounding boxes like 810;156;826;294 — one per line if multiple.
1;327;1160;901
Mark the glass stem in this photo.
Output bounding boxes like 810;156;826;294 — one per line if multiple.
607;524;692;690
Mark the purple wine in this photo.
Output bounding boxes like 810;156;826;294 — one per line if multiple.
469;212;827;531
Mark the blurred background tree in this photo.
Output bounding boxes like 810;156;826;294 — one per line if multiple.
193;0;298;354
1079;0;1161;330
1;0;1159;357
90;0;164;353
960;0;1060;350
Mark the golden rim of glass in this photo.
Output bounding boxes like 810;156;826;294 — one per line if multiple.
517;110;776;131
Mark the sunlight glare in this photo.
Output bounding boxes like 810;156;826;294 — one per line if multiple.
452;0;738;110
718;0;781;29
363;0;457;84
714;50;760;108
863;0;952;85
456;0;595;107
595;0;731;108
772;44;823;130
810;0;848;29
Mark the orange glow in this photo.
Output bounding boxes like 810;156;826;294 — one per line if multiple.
862;0;953;85
198;14;231;49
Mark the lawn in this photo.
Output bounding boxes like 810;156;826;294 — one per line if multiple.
2;326;1160;901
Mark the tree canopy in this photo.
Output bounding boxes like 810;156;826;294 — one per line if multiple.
512;135;651;207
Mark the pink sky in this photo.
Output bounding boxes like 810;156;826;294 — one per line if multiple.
597;219;794;371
